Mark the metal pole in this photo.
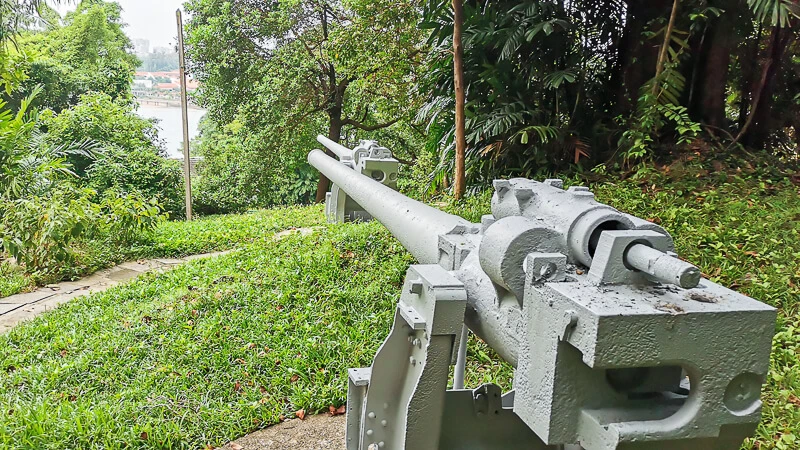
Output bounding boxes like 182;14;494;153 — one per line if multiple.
453;325;469;389
308;150;471;264
317;135;353;161
176;9;192;221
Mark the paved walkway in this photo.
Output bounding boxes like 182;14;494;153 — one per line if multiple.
221;415;345;450
0;252;229;334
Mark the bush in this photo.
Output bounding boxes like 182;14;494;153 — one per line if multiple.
0;187;166;278
42;93;163;175
99;193;165;245
0;189;97;275
86;147;184;218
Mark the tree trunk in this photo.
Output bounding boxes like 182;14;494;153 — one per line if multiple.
314;110;343;203
738;23;762;129
734;26;789;149
452;0;466;200
688;8;733;128
652;0;680;96
614;0;673;115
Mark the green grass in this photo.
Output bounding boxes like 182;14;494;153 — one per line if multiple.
0;262;29;298
0;165;798;449
0;206;326;299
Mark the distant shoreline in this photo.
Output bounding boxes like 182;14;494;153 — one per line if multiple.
136;97;205;110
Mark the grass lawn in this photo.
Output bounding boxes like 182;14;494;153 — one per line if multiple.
0;206;326;298
0;164;798;449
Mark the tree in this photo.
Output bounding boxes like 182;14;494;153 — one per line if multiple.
9;0;139;112
185;0;424;202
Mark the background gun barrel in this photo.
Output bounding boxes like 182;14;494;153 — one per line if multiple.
316;135;354;160
309;150;471;263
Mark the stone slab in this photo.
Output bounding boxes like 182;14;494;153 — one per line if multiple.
220;414;345;450
106;268;141;283
0;290;54;305
0;304;21;314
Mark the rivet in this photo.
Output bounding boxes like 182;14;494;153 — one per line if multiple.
368;412;376;419
383;403;389;409
366;429;374;436
381;420;387;426
379;442;385;448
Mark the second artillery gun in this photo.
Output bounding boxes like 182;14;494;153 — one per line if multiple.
317;135;400;223
307;148;776;450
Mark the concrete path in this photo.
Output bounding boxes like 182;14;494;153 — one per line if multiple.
0;252;229;334
220;415;345;450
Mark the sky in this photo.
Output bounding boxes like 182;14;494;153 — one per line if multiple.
54;0;187;49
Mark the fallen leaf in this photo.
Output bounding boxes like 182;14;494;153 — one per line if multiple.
230;444;243;450
276;305;284;311
789;394;800;407
140;432;148;440
247;342;257;349
233;382;242;393
296;409;306;420
59;349;68;357
329;405;346;416
235;358;246;365
290;374;299;383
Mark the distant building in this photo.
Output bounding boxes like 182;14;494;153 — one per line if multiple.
132;39;150;57
133;79;154;89
156;82;181;91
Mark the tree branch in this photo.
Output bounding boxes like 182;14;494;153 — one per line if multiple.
342;117;400;131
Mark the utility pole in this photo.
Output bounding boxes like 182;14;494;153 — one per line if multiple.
176;9;193;221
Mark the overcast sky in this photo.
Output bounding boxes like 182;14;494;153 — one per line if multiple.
54;0;187;49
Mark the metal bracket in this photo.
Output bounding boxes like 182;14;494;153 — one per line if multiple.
346;265;467;450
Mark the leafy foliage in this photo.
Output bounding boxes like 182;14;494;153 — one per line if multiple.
86;147;183;218
8;0;139;112
185;0;425;202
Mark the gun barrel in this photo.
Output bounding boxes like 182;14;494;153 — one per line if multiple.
316;135;354;160
309;149;471;263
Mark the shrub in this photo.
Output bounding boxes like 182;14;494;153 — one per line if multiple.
0;189;97;275
98;193;165;245
86;147;184;218
42;93;162;175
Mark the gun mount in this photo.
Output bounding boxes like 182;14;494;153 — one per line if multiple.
317;135;400;223
308;149;776;450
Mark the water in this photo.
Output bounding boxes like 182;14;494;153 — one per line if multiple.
136;104;206;158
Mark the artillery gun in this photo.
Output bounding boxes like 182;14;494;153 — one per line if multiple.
317;135;400;223
307;149;776;450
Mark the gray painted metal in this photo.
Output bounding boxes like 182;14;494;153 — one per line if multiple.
313;152;776;450
316;137;401;224
317;135;355;161
309;150;473;263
